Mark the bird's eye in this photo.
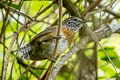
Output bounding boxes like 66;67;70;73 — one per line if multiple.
74;18;77;21
67;22;71;24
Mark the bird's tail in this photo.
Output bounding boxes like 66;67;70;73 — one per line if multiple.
19;43;33;60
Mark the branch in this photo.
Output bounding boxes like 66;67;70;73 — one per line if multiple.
44;0;63;80
98;4;120;18
54;0;63;58
82;0;102;16
0;2;33;21
0;1;11;40
2;20;31;80
62;0;81;17
17;62;36;80
49;23;120;80
1;4;47;80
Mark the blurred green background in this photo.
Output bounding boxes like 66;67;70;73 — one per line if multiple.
0;0;120;80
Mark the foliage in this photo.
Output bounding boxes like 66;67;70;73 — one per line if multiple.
0;0;120;80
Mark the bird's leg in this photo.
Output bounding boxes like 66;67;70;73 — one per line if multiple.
45;56;56;62
40;51;57;62
37;35;61;61
52;35;61;39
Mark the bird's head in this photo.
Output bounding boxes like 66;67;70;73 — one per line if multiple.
63;17;84;32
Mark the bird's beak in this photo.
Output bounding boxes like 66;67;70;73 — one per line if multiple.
81;20;91;23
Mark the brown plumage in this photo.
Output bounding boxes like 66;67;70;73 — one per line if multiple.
19;17;83;61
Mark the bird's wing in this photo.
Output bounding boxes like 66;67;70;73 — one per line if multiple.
29;26;57;43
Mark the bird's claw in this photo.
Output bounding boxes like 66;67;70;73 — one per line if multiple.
53;35;62;39
45;56;56;62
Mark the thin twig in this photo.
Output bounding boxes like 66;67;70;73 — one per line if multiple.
32;5;43;20
49;23;120;79
9;1;24;78
54;0;62;58
10;4;44;80
82;0;102;16
1;1;12;80
93;42;98;80
2;18;32;80
98;42;120;77
36;2;53;17
2;4;46;79
17;62;36;80
0;1;11;41
16;58;46;70
44;0;63;80
0;41;8;49
98;4;120;18
106;0;116;8
84;0;87;12
29;70;40;80
9;13;23;25
0;2;33;21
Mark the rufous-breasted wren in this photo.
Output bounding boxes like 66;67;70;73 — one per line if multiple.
19;17;84;61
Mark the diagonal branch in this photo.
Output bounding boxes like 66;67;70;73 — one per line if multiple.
17;62;36;80
98;4;120;18
49;23;120;80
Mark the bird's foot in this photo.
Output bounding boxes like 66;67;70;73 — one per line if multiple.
45;56;56;62
52;35;61;39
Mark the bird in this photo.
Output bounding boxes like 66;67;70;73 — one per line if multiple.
19;17;84;61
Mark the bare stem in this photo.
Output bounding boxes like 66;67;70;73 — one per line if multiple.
44;0;63;80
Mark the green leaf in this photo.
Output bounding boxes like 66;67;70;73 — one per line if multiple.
113;58;120;68
2;1;20;10
98;47;118;61
100;64;116;78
